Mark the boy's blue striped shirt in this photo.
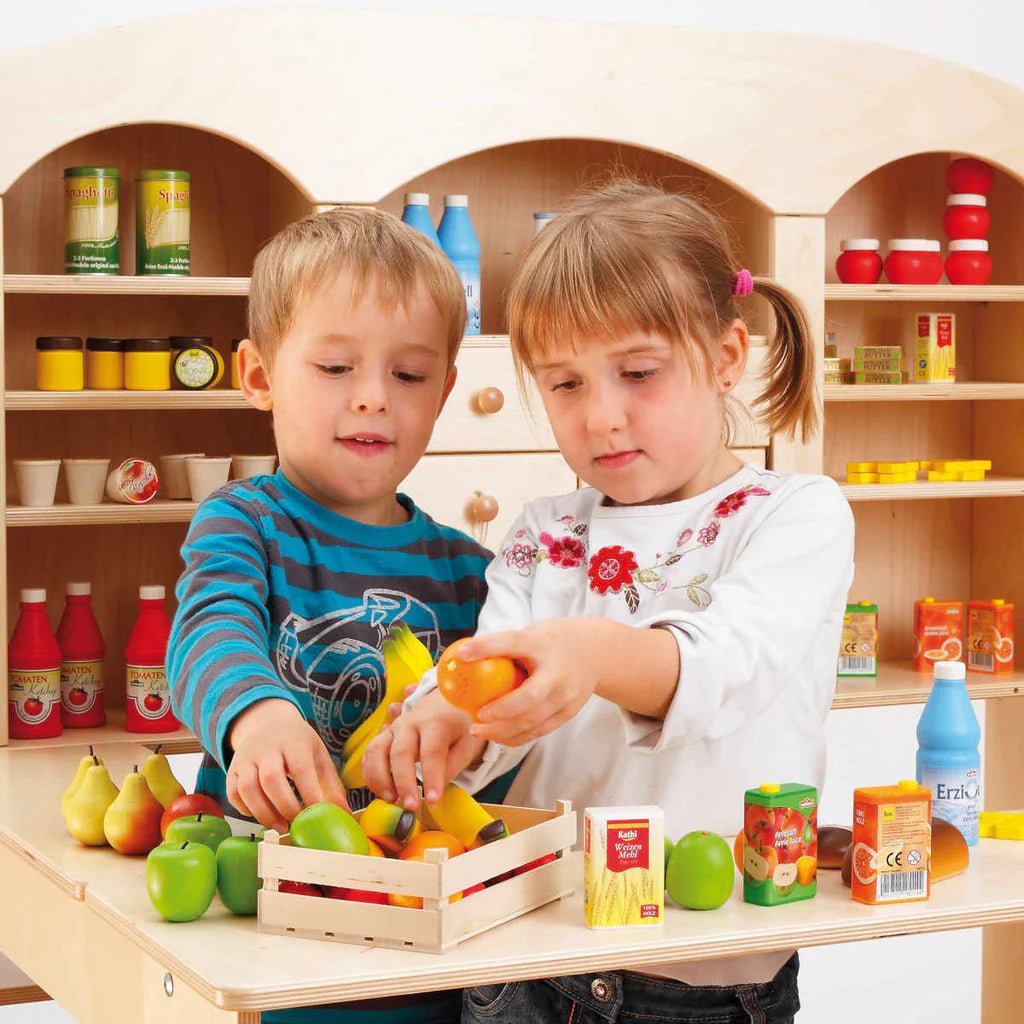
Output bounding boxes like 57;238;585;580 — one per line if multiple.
168;469;491;814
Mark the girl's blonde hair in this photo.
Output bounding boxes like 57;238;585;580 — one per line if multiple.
507;181;817;441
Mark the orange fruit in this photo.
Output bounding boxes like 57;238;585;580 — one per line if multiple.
852;842;877;885
436;638;527;720
388;853;463;908
732;832;744;874
399;830;466;861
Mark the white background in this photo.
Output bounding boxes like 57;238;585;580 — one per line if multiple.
0;2;998;1021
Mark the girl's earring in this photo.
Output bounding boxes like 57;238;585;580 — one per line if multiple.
722;379;732;389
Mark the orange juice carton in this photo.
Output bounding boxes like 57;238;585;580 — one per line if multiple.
838;601;878;677
914;312;956;383
913;597;963;672
851;780;931;905
584;806;664;928
967;599;1014;674
741;783;818;906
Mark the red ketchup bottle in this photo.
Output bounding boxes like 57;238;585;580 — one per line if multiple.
124;585;178;733
8;589;62;739
56;582;106;729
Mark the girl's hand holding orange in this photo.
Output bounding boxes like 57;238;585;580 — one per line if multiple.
437;637;528;720
453;619;608;747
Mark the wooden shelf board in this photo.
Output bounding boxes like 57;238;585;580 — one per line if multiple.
825;383;1024;403
2;275;249;296
838;475;1024;502
5;501;197;527
5;709;200;755
825;284;1024;302
4;390;249;410
834;662;1023;709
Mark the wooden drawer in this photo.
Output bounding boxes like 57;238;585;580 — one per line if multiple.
429;338;556;454
431;338;769;454
401;452;576;548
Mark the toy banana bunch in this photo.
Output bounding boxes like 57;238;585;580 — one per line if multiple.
341;622;433;789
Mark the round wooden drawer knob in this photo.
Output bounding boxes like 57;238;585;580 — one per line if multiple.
471;493;500;523
476;387;505;414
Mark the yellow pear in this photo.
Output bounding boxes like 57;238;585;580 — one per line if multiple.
64;761;119;846
141;746;185;808
61;746;103;818
103;767;164;855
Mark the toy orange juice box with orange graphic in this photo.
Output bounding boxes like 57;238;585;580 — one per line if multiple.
967;599;1014;674
913;598;963;672
851;781;931;905
741;783;818;906
583;806;664;928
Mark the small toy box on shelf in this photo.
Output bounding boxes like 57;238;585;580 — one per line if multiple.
258;800;576;953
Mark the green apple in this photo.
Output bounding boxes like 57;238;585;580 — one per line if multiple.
165;812;232;853
146;841;218;922
290;802;369;855
666;831;735;911
217;833;263;916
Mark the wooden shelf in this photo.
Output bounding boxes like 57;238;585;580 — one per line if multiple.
6;501;197;527
834;662;1023;709
825;383;1024;403
4;390;249;410
2;275;249;296
825;284;1024;302
838;475;1024;502
5;708;200;755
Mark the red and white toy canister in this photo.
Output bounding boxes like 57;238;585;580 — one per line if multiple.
124;584;178;733
946;240;992;285
944;195;989;241
884;240;944;285
947;158;994;196
56;582;106;728
8;589;62;739
836;239;883;284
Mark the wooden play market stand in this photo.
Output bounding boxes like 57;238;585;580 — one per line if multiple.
2;8;1024;1022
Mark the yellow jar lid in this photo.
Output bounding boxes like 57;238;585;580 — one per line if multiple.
898;779;919;793
758;783;781;795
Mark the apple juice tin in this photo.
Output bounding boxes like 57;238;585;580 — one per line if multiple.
742;783;818;906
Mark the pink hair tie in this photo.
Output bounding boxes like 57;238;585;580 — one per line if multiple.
733;268;754;297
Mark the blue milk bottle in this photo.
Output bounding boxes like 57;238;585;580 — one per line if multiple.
437;194;481;335
916;660;981;845
400;192;440;246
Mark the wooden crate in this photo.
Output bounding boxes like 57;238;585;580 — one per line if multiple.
257;800;576;953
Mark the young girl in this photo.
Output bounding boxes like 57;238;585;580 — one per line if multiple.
363;182;854;1024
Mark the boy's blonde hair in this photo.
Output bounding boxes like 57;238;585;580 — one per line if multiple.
248;206;467;365
507;182;816;441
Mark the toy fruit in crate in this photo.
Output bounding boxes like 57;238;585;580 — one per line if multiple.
257;791;576;954
437;638;527;720
741;783;818;906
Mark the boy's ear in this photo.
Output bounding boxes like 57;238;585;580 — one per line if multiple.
718;319;749;391
238;339;273;411
435;366;458;418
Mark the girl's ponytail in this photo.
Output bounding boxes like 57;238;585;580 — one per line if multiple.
749;277;817;443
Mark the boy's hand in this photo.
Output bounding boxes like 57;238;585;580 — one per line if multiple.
361;690;484;811
226;698;350;833
458;619;610;746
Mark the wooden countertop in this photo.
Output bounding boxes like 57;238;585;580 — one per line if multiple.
3;743;1024;1013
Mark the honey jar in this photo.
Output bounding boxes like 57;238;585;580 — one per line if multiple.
85;337;125;390
36;336;84;391
124;338;171;391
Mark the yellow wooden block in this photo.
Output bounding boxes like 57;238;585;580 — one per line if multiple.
959;469;986;481
928;471;955;482
846;462;877;473
980;811;1024;840
877;461;919;473
919;460;933;470
878;472;915;484
846;472;880;484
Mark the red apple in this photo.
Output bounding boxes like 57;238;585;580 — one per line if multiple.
323;884;348;899
513;853;558;876
279;879;323;897
462;883;486;897
68;688;88;707
344;888;389;904
160;793;225;838
144;693;163;712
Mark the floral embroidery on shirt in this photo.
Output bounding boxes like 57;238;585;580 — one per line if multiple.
502;516;589;576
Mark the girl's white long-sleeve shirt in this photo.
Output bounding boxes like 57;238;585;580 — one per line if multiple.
413;463;855;985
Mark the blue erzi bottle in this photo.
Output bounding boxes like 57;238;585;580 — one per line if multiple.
400;192;440;247
436;194;481;335
916;660;981;846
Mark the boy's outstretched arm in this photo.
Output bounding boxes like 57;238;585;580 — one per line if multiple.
169;493;348;832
